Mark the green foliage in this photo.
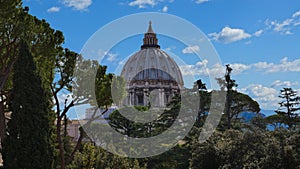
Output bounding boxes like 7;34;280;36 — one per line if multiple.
250;115;267;130
67;143;147;169
111;76;126;106
192;80;211;127
0;2;64;162
73;59;113;107
264;114;286;129
145;144;191;169
275;88;300;129
2;4;300;168
2;42;54;169
133;105;149;112
216;65;260;129
68;143;98;169
94;65;113;108
108;101;182;139
191;129;286;169
0;0;24;90
0;1;64;90
216;64;238;91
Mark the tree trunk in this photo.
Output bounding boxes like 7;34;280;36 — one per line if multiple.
226;93;231;129
0;102;6;149
57;117;65;169
67;127;84;164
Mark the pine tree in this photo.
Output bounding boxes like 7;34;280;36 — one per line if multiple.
2;41;54;169
216;65;259;129
275;88;300;129
216;64;238;129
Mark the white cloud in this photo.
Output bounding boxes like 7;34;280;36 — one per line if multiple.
271;80;299;88
195;0;209;4
252;61;273;69
230;63;251;75
118;60;126;66
97;49;118;62
47;6;60;13
208;63;224;77
274;19;293;32
180;60;251;77
128;0;174;8
106;52;118;62
240;84;280;110
62;0;92;11
240;83;300;110
209;27;251;44
266;18;293;34
293;10;300;18
164;46;176;51
178;57;300;110
181;57;300;77
129;0;156;8
182;45;200;54
247;84;277;97
180;59;209;76
297;89;300;95
162;5;168;12
253;57;300;73
253;29;263;37
245;41;252;45
265;10;300;35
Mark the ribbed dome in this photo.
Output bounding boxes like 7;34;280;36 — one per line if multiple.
119;21;183;108
121;47;184;86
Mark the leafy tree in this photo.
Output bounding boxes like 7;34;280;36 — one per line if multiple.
190;131;221;169
68;143;97;169
272;128;300;169
250;115;267;130
144;143;191;169
216;65;260;129
193;79;210;126
50;48;78;169
190;129;284;169
64;61;114;167
0;1;64;149
264;114;285;129
111;75;126;106
0;0;23;92
216;64;238;129
275;88;300;129
0;0;24;149
67;143;146;169
2;41;54;169
52;55;115;168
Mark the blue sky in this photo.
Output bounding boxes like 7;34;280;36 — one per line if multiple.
23;0;300;111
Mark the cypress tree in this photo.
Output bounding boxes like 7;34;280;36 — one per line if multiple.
3;41;54;169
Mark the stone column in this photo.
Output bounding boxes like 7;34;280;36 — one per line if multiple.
143;88;149;106
131;90;135;106
129;92;132;106
161;89;165;107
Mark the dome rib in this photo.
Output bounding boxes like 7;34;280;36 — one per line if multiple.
121;48;184;86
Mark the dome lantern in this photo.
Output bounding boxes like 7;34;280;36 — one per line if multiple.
141;21;160;49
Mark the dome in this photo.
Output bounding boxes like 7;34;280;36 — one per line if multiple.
121;47;184;86
119;21;183;107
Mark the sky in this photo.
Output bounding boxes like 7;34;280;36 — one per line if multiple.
23;0;300;111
